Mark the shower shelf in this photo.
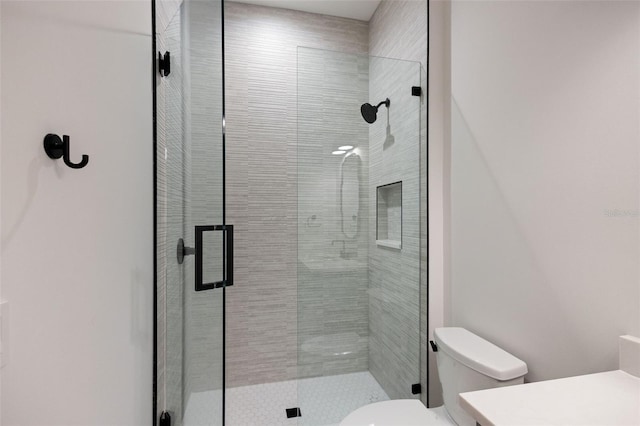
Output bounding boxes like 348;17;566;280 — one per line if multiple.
376;239;401;249
376;181;402;250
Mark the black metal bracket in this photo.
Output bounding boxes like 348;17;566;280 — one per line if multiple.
159;411;171;426
412;383;422;395
430;340;438;352
177;238;195;264
43;134;89;169
286;408;301;418
158;51;171;77
411;86;422;97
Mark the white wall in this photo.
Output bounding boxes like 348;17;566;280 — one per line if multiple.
0;1;3;419
451;0;640;382
1;2;153;424
427;0;449;406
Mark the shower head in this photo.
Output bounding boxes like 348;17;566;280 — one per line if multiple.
360;103;378;124
360;98;390;124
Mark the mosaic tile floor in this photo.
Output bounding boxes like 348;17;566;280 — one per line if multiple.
183;371;390;426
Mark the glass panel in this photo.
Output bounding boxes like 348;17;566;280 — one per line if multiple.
297;47;422;425
161;9;185;423
156;1;225;425
202;230;224;286
341;153;361;240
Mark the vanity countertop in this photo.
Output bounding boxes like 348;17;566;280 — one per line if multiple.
459;369;640;426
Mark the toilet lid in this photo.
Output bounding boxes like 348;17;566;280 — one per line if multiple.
339;400;456;426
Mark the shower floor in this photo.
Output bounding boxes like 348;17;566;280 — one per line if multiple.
183;371;389;426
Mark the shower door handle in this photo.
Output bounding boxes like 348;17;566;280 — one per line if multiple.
195;224;233;291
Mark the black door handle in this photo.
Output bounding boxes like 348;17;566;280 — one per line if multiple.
195;225;233;291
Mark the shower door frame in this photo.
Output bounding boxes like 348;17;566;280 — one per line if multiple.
152;0;229;424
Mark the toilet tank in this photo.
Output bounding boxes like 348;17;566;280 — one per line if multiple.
434;328;528;426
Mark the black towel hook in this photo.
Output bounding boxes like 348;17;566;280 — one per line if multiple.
43;134;89;169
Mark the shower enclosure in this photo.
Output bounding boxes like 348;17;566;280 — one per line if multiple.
154;1;425;425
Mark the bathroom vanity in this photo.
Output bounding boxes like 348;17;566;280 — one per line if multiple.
459;335;640;426
459;369;639;425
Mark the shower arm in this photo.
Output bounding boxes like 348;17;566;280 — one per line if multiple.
376;98;390;109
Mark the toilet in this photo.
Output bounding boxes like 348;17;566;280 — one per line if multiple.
340;327;528;426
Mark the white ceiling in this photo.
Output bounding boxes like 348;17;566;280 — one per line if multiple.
230;0;383;21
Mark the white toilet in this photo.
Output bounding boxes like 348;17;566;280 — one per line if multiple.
340;327;528;426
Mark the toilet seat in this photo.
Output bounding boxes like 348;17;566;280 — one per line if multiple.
339;400;456;426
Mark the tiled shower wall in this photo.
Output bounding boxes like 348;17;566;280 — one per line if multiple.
367;56;422;400
368;0;430;404
224;2;369;387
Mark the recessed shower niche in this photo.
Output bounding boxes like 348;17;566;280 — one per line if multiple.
376;181;402;249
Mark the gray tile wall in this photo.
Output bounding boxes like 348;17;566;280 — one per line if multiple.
368;0;429;404
367;55;422;401
224;2;369;387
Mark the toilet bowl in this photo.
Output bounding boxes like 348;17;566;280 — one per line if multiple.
339;327;528;426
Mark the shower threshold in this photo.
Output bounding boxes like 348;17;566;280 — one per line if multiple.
183;371;390;426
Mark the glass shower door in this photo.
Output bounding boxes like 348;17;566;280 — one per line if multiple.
156;1;227;425
297;47;422;425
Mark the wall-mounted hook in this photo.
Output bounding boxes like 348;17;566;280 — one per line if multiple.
43;134;89;169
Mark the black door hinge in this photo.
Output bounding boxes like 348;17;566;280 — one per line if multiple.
159;51;171;77
159;411;171;426
286;407;302;418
